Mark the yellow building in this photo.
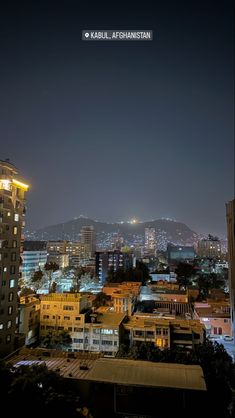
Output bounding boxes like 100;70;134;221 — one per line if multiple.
124;313;205;350
19;295;40;346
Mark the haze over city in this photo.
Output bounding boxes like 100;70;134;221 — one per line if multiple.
0;0;233;237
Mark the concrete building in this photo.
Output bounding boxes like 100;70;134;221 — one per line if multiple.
95;250;135;283
197;235;222;259
21;241;47;281
81;225;96;257
0;159;29;357
193;301;231;337
47;252;69;269
40;293;125;356
144;227;156;255
226;199;235;338
19;295;40;346
167;244;195;264
124;314;205;350
47;240;90;266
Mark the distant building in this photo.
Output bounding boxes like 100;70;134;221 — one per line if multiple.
145;227;156;255
167;244;195;264
47;252;69;269
19;295;40;346
197;235;222;258
95;250;135;283
47;240;90;267
81;225;96;257
21;241;47;280
0;160;29;357
226;199;235;338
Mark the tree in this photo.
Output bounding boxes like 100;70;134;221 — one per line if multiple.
93;292;110;308
19;287;35;297
0;361;90;418
175;262;194;288
44;262;59;293
40;329;72;350
31;269;44;291
72;266;86;292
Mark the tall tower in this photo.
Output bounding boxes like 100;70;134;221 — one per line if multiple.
81;225;96;257
145;227;156;255
0;160;29;357
226;199;235;339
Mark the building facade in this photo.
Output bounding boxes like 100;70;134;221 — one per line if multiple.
197;236;222;259
0;160;29;357
226;199;235;338
21;241;47;281
81;226;96;257
19;295;40;346
144;227;156;255
95;250;135;283
167;244;195;264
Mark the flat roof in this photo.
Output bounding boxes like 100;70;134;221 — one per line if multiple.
8;351;206;391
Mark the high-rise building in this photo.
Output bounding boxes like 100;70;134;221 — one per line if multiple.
197;235;222;259
81;225;96;257
144;228;156;255
226;199;235;338
95;250;135;283
167;244;195;264
0;160;29;357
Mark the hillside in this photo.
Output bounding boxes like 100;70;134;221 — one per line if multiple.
31;217;198;248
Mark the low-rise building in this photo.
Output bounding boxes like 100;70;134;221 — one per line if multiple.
193;301;231;337
123;313;205;350
19;295;40;346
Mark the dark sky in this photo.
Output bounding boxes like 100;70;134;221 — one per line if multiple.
0;0;233;237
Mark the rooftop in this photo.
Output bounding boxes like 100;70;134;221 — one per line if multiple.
8;350;206;391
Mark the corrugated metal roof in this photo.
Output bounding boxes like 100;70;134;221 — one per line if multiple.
85;358;207;391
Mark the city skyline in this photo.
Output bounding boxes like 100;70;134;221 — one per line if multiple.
0;0;233;237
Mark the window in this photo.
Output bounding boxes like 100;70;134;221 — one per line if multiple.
8;306;13;315
7;320;12;329
11;253;16;261
43;315;49;319
13;226;17;235
146;331;154;337
163;328;168;336
58;326;64;330
64;316;70;320
134;330;144;337
114;341;118;346
101;340;113;345
0;323;3;330
3;267;7;272
68;327;72;331
46;326;54;330
7;211;11;217
14;214;19;222
8;293;14;302
93;329;100;334
73;338;83;343
75;317;81;321
10;266;16;274
12;240;17;248
63;305;74;310
9;279;15;288
74;327;83;332
6;335;11;343
93;340;99;345
156;328;161;335
101;329;113;335
224;319;229;323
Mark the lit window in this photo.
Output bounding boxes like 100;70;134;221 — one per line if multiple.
14;214;19;222
9;279;15;288
12;240;17;248
6;335;11;343
9;293;14;302
7;320;12;329
0;323;3;330
7;212;11;217
8;306;13;315
13;227;17;235
3;267;7;272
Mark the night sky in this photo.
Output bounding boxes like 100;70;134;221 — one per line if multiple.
0;1;233;236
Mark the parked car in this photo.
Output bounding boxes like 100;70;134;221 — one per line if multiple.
223;335;233;341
